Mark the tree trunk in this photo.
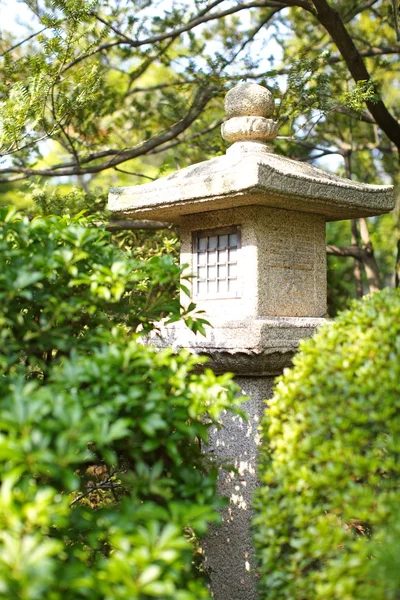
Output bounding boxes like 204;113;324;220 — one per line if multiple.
358;217;382;292
310;0;400;156
351;219;364;298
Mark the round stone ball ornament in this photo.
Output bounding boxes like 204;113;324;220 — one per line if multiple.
221;82;278;144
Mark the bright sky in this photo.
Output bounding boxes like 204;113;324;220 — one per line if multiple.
0;0;41;36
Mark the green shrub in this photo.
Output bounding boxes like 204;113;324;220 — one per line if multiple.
254;288;400;600
0;209;241;599
0;208;204;379
0;340;239;599
366;508;400;598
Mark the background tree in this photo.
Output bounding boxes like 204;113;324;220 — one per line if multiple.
1;0;399;312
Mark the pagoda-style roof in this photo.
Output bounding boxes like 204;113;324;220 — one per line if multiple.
108;83;394;222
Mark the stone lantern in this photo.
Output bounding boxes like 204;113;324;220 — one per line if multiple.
109;83;394;600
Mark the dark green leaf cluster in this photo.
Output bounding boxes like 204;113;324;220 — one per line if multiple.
341;79;380;115
0;209;241;598
285;54;334;118
254;288;400;599
0;341;239;599
0;208;206;378
32;186;107;216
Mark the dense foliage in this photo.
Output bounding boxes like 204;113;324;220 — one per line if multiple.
0;208;197;378
254;288;400;600
0;210;242;599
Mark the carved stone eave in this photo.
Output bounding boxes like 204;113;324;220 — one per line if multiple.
109;143;394;223
148;316;326;376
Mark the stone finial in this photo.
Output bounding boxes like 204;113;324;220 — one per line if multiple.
221;82;278;144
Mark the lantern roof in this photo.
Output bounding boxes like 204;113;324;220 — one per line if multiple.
108;82;394;222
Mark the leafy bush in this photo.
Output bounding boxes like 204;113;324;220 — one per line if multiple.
366;508;400;598
0;341;238;599
254;288;400;600
32;185;179;265
0;208;202;379
0;209;241;599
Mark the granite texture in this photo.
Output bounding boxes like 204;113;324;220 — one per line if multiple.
180;206;327;320
222;82;278;144
221;117;278;143
203;376;274;600
108;141;394;222
224;82;274;118
149;316;325;375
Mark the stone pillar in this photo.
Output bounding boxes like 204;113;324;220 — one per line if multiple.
150;316;325;600
203;376;273;600
108;81;394;600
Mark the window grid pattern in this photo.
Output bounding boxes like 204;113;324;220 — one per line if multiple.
194;227;240;297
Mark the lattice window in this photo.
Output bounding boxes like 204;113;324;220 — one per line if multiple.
193;226;240;297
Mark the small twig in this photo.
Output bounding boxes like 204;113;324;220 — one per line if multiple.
0;27;48;57
106;219;172;231
70;471;121;506
113;167;156;180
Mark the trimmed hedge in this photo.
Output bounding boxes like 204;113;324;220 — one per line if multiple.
254;288;400;600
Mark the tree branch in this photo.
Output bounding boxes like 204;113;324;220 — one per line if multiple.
310;0;400;154
331;105;376;124
395;238;400;287
326;244;365;259
0;86;216;181
70;475;122;506
351;219;364;298
106;220;171;232
327;239;381;292
62;1;306;73
0;27;47;57
219;6;283;70
113;167;155;180
328;45;400;64
277;135;343;156
343;0;380;23
358;216;382;291
149;118;223;155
